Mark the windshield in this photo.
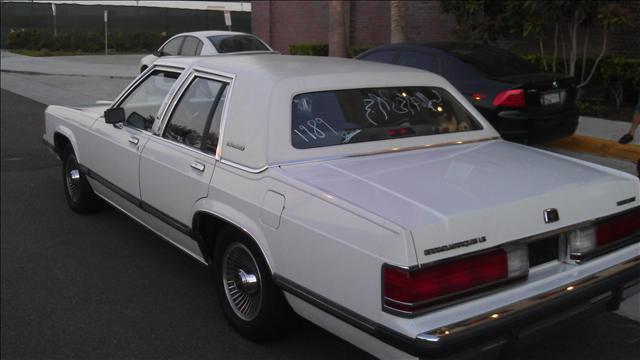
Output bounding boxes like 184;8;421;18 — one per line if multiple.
208;35;269;53
291;87;482;149
448;46;541;78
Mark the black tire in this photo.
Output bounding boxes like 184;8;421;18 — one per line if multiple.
61;144;101;213
213;230;294;340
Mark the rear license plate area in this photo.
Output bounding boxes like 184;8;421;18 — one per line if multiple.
528;236;560;267
540;90;566;106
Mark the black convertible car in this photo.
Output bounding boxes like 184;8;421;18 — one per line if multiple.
357;43;579;143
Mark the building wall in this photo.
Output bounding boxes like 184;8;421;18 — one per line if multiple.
252;0;639;58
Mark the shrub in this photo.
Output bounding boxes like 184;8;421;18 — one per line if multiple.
348;46;371;58
289;43;329;56
6;28;169;53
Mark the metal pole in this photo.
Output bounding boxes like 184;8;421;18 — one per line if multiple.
104;10;108;55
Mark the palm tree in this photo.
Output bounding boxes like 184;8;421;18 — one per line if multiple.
329;0;348;57
390;0;406;44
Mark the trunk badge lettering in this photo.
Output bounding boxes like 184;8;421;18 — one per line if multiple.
543;208;559;223
424;236;487;256
552;81;559;88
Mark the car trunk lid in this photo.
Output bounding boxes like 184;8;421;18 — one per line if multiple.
280;140;639;265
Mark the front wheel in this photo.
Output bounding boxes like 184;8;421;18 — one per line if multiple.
214;231;294;340
62;145;101;213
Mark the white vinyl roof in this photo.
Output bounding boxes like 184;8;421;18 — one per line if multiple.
154;54;499;170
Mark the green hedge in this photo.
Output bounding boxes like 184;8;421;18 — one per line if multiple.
289;43;371;58
522;53;640;106
6;28;169;52
288;43;329;56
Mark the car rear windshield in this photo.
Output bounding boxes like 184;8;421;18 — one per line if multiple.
207;35;269;53
291;87;482;149
448;46;541;78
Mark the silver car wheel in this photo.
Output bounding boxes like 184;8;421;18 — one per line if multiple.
65;155;82;203
222;242;262;321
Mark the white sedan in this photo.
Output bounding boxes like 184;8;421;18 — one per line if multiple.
43;54;640;359
139;30;273;72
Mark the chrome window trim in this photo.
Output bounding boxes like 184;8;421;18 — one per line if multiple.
219;159;268;174
149;135;217;162
156;69;233;160
111;65;185;110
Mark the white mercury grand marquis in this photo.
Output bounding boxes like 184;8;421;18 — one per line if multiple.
43;54;640;359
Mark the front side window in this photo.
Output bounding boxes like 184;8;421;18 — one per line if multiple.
163;77;226;151
162;37;183;56
119;70;179;131
291;87;482;149
207;35;269;53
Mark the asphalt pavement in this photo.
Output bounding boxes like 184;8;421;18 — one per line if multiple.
1;88;639;359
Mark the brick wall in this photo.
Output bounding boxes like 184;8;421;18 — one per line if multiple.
252;0;640;57
609;1;640;57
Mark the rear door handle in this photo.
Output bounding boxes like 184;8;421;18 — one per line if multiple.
190;161;205;172
128;136;139;145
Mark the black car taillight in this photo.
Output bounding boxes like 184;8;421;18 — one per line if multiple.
492;89;525;108
383;245;528;315
568;208;640;261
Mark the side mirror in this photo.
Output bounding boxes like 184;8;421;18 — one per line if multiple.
153;50;165;57
104;108;125;124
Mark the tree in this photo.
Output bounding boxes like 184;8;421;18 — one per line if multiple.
329;0;348;57
390;1;406;43
440;0;630;90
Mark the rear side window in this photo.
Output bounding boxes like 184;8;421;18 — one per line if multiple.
163;77;226;151
208;35;269;53
448;46;540;78
291;87;482;149
396;51;442;74
162;37;183;56
360;51;396;63
180;36;200;56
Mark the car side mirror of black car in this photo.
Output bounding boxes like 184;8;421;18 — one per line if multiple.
104;108;125;124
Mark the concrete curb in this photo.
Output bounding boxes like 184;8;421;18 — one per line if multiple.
546;135;640;161
0;69;135;79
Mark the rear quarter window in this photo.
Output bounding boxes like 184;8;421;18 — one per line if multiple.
448;46;540;78
208;35;269;53
291;87;482;149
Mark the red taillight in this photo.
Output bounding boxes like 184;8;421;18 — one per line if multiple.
387;128;410;136
492;89;525;108
568;209;640;261
383;247;528;314
596;210;640;247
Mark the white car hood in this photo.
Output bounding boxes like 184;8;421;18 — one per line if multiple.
280;140;639;264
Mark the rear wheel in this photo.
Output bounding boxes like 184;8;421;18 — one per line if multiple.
213;230;294;340
62;145;101;213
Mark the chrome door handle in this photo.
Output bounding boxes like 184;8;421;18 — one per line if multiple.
128;136;139;145
190;161;205;172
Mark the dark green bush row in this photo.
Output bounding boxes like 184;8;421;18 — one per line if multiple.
522;53;640;107
289;43;328;56
289;43;371;58
6;28;169;52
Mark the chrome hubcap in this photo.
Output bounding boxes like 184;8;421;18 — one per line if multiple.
222;243;262;321
65;157;81;202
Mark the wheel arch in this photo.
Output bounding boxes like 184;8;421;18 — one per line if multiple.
192;207;273;272
53;128;79;160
